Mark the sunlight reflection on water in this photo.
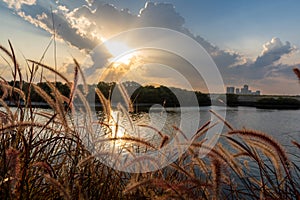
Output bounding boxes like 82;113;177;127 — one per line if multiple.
6;106;300;164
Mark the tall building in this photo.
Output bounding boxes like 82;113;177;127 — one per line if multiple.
255;90;261;95
241;88;247;94
226;87;235;94
228;84;261;95
241;85;250;94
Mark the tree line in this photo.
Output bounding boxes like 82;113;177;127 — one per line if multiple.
0;81;211;107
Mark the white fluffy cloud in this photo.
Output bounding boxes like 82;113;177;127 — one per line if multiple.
255;37;296;67
3;0;36;10
252;37;296;71
17;3;98;50
226;37;297;80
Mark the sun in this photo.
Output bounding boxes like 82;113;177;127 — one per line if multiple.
104;39;137;65
109;110;126;139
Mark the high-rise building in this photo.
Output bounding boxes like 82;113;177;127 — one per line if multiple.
226;87;235;94
241;85;250;94
228;84;261;95
241;88;247;94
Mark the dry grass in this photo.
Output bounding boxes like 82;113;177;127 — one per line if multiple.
0;42;300;200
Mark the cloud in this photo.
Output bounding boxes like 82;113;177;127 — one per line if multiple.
3;0;36;10
138;2;185;30
57;5;69;13
69;3;136;38
69;2;243;77
2;1;300;93
17;10;50;31
17;3;98;50
57;1;242;66
85;0;93;6
221;37;298;81
254;37;296;68
6;1;242;69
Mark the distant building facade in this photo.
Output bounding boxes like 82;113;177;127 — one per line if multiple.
226;87;235;94
226;84;261;95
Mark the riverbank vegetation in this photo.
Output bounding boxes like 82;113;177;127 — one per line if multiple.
256;97;300;109
1;43;300;199
0;80;211;108
225;94;300;109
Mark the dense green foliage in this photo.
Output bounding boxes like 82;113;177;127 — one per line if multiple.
94;82;211;107
257;97;300;109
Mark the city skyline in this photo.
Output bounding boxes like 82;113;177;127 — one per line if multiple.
227;84;261;95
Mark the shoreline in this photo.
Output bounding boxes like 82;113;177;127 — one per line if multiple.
3;100;300;110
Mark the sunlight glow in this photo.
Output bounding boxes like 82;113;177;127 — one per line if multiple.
109;110;126;138
104;40;137;65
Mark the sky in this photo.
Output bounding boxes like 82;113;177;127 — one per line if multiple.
1;0;300;94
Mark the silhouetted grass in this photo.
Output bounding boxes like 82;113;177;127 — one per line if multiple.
0;42;300;200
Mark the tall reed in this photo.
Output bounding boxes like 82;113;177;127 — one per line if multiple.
0;42;300;199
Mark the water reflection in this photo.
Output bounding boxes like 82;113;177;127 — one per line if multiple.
6;106;300;164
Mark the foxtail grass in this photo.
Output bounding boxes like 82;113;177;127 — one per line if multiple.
0;41;300;199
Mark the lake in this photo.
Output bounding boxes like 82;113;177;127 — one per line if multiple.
3;105;300;164
202;106;300;164
131;105;300;152
88;105;300;168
